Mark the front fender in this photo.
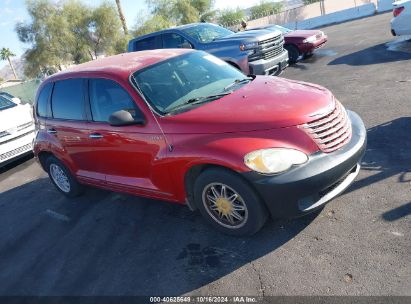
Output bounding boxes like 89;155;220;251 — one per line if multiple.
168;128;318;202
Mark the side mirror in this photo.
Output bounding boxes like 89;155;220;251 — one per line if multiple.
180;41;193;49
109;110;145;126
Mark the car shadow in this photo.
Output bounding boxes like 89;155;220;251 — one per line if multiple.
345;117;411;194
0;177;320;296
328;42;411;66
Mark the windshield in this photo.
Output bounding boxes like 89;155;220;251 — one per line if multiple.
0;95;16;111
181;24;233;43
131;51;250;115
269;25;292;34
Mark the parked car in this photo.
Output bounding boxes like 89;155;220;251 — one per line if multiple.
0;94;35;166
128;23;289;76
33;50;366;236
248;25;327;63
391;0;411;36
0;91;22;104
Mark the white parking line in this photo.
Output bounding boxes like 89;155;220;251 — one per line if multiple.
45;209;71;222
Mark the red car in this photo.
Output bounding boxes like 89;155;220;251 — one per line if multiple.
249;25;328;63
33;49;366;235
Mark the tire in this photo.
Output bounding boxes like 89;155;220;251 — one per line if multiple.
193;168;268;236
46;156;83;198
284;44;300;64
303;52;314;59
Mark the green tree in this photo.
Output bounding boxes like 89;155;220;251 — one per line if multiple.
217;8;245;27
144;0;215;25
250;1;283;19
133;14;173;37
0;48;18;79
303;0;321;4
16;0;127;77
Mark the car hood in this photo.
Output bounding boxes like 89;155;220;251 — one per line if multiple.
215;30;275;42
0;104;33;132
160;76;335;134
285;30;322;39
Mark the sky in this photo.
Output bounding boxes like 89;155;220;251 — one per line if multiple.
0;0;271;68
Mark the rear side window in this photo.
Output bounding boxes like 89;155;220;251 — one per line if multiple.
36;83;53;117
134;36;161;51
51;79;85;120
89;78;142;122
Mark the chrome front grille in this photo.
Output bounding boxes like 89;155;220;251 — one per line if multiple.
258;34;282;46
249;34;284;62
301;101;352;153
263;46;284;60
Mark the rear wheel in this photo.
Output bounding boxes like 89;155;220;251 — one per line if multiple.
284;44;300;64
194;168;268;236
46;156;83;198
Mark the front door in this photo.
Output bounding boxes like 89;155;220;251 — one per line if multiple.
86;78;171;197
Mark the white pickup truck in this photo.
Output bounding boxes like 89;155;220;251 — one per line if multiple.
0;93;35;166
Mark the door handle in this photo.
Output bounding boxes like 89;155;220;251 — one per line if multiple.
47;128;57;134
89;133;103;139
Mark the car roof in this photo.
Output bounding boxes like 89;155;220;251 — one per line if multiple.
45;49;193;82
129;23;219;41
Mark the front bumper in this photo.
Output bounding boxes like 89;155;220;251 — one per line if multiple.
0;131;35;166
248;49;289;75
242;110;367;218
298;36;328;54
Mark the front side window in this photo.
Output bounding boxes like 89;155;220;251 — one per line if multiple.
132;51;251;115
0;95;16;111
181;24;233;43
51;79;85;120
36;83;53;117
162;33;191;48
89;78;141;123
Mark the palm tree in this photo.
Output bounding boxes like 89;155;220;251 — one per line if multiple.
115;0;128;35
0;48;18;79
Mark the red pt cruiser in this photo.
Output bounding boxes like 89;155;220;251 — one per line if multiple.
33;49;366;235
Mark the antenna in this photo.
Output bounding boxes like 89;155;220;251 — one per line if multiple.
130;75;173;152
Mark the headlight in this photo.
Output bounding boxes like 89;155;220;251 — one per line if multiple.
303;35;317;43
244;148;308;174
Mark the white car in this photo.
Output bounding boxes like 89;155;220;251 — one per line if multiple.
0;94;35;166
391;0;411;36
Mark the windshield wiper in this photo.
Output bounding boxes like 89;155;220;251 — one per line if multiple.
166;92;232;114
223;77;254;91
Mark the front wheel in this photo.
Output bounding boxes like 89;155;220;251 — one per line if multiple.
194;168;268;236
284;44;300;64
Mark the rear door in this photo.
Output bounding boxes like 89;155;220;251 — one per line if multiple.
132;35;162;51
49;78;105;184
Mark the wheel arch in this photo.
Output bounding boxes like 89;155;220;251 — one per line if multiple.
183;162;265;212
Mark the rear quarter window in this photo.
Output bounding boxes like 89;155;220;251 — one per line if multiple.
51;79;85;120
133;36;161;51
36;83;53;117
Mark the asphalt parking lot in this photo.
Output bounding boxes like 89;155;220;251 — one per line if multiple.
0;13;410;297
